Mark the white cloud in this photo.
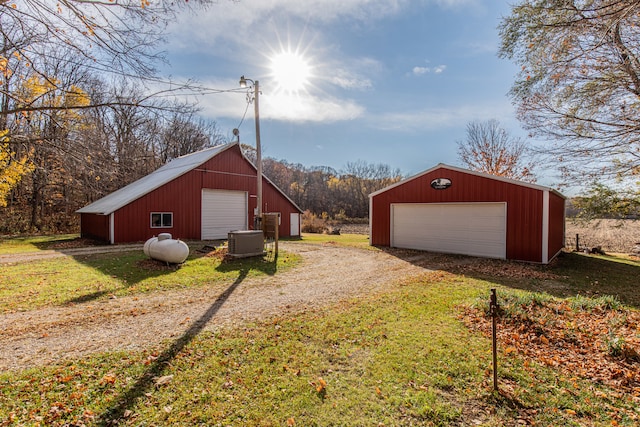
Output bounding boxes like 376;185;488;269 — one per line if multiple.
159;0;481;126
174;76;365;123
413;66;430;75
323;57;380;90
412;64;446;75
433;0;481;7
371;101;516;132
167;0;410;53
263;92;365;122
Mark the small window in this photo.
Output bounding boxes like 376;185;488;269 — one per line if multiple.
151;212;173;228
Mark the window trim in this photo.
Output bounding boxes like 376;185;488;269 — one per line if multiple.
150;212;173;228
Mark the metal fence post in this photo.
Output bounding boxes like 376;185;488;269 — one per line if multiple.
490;288;499;391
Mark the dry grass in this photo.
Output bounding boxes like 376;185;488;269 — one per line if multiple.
566;219;640;253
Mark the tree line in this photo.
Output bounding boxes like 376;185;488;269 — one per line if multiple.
1;129;402;234
262;158;402;219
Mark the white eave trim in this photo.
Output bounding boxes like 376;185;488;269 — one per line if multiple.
542;190;549;263
370;163;566;199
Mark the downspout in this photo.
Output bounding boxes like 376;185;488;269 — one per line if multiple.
368;195;373;245
109;213;115;245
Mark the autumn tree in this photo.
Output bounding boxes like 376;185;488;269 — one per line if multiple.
572;183;640;220
8;53;94;229
498;1;640;185
0;0;213;152
0;0;214;220
0;130;32;207
457;119;535;182
262;158;402;219
0;71;225;232
330;160;403;218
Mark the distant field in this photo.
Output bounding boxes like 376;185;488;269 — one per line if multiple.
566;219;640;253
340;220;640;253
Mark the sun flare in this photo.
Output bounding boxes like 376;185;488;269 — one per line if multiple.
270;50;311;93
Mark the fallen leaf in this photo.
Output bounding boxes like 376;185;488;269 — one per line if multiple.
154;375;174;386
100;374;116;385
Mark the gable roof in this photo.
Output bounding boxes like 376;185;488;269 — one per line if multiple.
77;142;302;215
369;163;565;199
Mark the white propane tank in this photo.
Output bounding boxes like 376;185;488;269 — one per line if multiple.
143;233;189;264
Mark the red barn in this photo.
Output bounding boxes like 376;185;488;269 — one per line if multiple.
77;142;302;244
369;164;565;264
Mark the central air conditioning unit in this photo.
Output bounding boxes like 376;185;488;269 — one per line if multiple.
227;230;265;257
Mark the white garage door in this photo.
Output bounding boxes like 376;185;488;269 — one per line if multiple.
391;203;506;259
201;189;247;239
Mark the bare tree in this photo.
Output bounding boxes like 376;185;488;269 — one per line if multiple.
0;0;208;79
262;158;402;219
159;113;227;163
0;0;215;132
336;161;403;218
457;119;535;182
498;1;640;184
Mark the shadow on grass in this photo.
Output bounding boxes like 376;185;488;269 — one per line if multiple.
95;255;269;426
31;235;109;251
59;252;183;306
378;247;640;309
59;240;232;306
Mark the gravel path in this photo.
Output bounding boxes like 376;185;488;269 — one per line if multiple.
0;242;430;371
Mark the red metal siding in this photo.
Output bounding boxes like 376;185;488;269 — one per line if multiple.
547;191;566;260
111;145;300;243
80;213;110;241
371;167;549;263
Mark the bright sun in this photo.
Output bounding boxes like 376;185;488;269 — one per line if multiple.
270;50;311;93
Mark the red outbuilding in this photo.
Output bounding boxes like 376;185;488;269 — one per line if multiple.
369;164;565;264
77;142;302;244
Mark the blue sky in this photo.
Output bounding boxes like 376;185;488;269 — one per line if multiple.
161;0;532;180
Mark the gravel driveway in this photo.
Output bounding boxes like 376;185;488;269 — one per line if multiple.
0;242;430;371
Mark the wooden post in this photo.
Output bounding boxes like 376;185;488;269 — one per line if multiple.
273;214;279;254
262;213;279;256
490;288;499;391
576;234;579;252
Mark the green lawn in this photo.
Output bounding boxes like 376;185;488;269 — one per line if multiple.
1;234;639;426
0;241;301;312
0;233;81;254
297;232;373;249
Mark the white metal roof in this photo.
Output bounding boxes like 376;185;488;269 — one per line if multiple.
76;144;233;215
369;163;566;198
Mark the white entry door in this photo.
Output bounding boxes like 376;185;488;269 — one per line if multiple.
201;189;247;239
290;212;300;236
391;203;506;259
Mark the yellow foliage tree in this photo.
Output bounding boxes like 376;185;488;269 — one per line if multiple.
0;130;33;207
